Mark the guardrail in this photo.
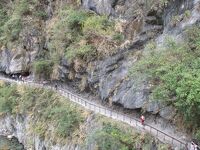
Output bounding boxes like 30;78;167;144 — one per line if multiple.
0;77;187;149
57;88;187;149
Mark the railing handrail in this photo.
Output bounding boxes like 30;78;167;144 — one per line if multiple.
0;77;187;149
57;87;186;145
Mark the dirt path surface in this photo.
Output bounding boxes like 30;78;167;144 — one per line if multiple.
0;76;189;149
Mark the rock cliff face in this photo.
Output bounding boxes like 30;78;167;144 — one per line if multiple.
0;115;82;150
0;0;200;121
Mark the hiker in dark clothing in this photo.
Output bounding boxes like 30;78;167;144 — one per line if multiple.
55;84;58;90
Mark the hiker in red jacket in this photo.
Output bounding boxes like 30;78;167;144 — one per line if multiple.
140;115;145;125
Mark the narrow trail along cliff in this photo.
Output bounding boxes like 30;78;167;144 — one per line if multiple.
1;0;200;149
0;76;188;149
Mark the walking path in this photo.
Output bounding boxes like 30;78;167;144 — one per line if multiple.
0;76;188;149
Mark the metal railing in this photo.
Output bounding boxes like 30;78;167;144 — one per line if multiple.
0;77;187;149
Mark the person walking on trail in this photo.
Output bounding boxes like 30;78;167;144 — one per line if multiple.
21;76;24;82
19;75;22;80
12;74;15;79
140;115;145;125
55;84;57;90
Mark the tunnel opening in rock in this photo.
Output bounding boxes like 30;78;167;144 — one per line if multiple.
0;136;25;150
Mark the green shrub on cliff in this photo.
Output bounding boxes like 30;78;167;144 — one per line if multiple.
85;120;167;150
112;33;125;42
2;16;22;41
0;83;83;139
49;7;116;64
88;123;139;149
0;0;45;42
83;15;114;36
33;10;48;19
33;60;54;80
0;84;18;114
65;8;88;32
52;106;82;137
0;4;9;37
64;8;115;37
0;0;30;44
17;87;83;138
129;26;200;129
65;44;94;62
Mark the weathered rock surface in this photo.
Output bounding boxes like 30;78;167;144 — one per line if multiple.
0;49;10;73
159;106;177;120
82;0;114;15
0;47;36;74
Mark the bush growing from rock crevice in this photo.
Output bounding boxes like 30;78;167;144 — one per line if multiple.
33;60;54;80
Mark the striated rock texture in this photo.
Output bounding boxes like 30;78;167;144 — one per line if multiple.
0;0;200;121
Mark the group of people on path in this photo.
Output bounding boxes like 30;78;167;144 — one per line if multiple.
11;74;24;82
188;141;199;150
11;74;59;90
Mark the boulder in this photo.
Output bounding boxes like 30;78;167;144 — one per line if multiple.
159;106;176;120
8;52;30;74
82;0;114;15
112;79;148;109
145;101;162;114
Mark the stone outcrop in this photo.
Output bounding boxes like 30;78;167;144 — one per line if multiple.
82;0;114;15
